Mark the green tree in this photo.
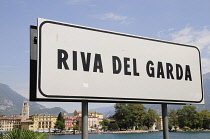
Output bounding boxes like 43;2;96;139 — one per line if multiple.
177;106;200;129
199;109;210;129
72;124;78;134
168;109;178;128
3;129;48;139
126;104;146;130
144;108;159;129
54;112;65;131
57;112;64;123
73;124;78;130
168;123;173;131
113;103;147;130
54;120;65;131
113;103;129;130
74;110;78;116
99;119;110;130
109;123;119;131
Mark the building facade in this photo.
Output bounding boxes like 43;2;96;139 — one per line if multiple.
63;115;73;130
21;115;57;131
76;115;100;130
0;116;21;131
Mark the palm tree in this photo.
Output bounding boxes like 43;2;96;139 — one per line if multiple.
2;129;48;139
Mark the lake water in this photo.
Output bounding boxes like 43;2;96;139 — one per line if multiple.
49;132;210;139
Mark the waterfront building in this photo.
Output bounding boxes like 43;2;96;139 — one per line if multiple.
77;111;103;120
76;115;99;131
33;115;57;131
21;115;57;131
0;116;21;131
75;111;103;130
21;119;34;130
63;115;73;130
155;116;163;130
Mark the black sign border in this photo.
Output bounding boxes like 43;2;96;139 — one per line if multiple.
33;20;203;103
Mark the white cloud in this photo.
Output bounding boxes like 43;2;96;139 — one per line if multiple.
100;12;134;24
157;28;175;38
0;65;13;69
169;26;210;73
170;27;210;51
208;45;210;54
102;13;127;21
157;26;210;73
65;0;90;5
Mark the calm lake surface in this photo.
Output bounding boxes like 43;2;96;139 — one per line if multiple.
50;132;210;139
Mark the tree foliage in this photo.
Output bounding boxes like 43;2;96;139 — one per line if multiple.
113;103;158;130
112;104;210;131
113;103;128;130
54;120;65;131
168;109;178;127
199;109;210;129
127;104;146;129
74;110;78;116
170;106;210;129
177;106;200;128
54;112;65;131
144;108;159;129
57;112;64;123
2;129;48;139
99;119;110;130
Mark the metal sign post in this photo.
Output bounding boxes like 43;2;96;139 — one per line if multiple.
162;104;169;139
82;101;88;139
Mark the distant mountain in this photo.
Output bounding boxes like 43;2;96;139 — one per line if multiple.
194;72;210;111
142;72;210;114
90;72;210;116
0;83;67;116
204;72;210;79
90;106;115;118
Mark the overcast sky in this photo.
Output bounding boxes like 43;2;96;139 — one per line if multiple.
0;0;210;112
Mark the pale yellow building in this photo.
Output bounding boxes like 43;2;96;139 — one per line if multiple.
89;111;103;120
0;116;21;131
21;120;34;130
21;115;57;131
77;111;103;119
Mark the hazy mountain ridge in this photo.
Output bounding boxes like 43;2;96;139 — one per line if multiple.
90;106;115;118
0;83;67;116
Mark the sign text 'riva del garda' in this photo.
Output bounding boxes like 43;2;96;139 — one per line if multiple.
57;49;192;81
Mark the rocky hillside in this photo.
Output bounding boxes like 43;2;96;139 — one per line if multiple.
0;83;67;116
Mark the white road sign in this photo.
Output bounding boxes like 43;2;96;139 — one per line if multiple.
30;18;203;103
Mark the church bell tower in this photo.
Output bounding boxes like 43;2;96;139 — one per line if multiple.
21;101;29;121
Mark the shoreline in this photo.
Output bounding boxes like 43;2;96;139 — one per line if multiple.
101;130;159;134
50;129;210;136
50;130;159;135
